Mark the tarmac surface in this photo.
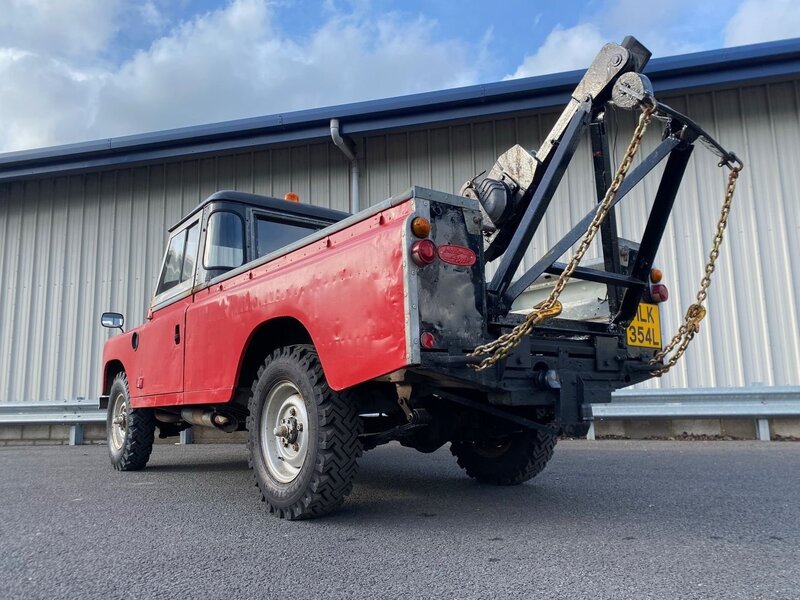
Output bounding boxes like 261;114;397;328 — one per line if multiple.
0;440;797;600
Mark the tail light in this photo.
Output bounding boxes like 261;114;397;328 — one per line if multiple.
411;239;437;266
420;331;437;349
646;267;668;303
650;283;669;303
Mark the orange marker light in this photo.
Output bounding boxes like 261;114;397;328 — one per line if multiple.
411;217;431;238
650;268;663;283
284;192;300;203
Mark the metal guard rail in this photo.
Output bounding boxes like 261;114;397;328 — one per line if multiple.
0;400;105;445
588;386;800;442
1;387;797;444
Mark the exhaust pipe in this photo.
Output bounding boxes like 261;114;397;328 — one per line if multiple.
154;411;182;423
180;409;238;433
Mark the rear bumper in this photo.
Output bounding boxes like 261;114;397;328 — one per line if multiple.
411;319;660;426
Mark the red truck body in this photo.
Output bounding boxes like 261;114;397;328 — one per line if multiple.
102;194;432;407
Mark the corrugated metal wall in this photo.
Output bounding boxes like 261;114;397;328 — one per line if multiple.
1;78;799;404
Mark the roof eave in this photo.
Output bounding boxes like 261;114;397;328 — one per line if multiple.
1;37;798;182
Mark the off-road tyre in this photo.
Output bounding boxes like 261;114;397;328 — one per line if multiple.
107;372;156;471
246;345;362;520
450;428;557;486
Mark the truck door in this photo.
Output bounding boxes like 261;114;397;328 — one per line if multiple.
183;209;248;404
133;218;201;405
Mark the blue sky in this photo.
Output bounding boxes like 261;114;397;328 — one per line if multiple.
0;0;797;152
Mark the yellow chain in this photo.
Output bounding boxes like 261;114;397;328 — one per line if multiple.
469;105;656;371
651;164;742;375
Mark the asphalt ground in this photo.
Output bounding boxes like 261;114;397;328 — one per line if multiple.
0;440;797;600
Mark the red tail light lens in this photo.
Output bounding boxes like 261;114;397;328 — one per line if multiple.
420;331;437;349
411;239;437;266
650;283;669;303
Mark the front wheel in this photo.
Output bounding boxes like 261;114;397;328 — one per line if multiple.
246;345;362;520
107;372;156;471
450;428;557;485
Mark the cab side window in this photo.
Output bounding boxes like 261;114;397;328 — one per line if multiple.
156;221;200;296
255;216;319;259
204;211;244;271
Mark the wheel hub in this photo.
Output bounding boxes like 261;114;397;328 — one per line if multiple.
273;415;300;445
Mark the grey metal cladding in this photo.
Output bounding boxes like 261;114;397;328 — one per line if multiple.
1;78;800;405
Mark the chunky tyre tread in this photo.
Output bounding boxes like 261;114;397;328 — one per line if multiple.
108;373;156;471
246;345;362;520
450;428;557;486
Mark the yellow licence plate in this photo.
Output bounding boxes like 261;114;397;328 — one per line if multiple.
626;302;662;349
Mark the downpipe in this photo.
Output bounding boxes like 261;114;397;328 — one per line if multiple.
330;118;359;213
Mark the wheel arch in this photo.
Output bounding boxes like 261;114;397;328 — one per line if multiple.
103;359;126;395
235;317;314;392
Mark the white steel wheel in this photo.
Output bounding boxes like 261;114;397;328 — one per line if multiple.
260;380;310;484
109;391;127;451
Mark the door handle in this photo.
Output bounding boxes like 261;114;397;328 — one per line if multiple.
174;324;180;344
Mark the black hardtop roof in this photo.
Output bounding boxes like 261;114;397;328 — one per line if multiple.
170;190;351;231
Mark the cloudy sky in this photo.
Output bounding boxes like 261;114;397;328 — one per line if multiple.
0;0;797;153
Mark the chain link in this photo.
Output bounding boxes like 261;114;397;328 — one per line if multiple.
650;164;742;375
469;105;656;371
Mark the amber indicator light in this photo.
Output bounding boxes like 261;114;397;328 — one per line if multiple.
411;217;431;238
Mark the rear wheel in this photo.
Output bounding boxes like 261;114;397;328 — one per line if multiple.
246;345;362;520
450;427;557;485
107;372;156;471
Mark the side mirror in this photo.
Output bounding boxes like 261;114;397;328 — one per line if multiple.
101;312;125;332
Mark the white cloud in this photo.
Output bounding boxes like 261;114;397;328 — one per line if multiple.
725;0;800;46
0;0;121;60
507;24;606;79
0;50;104;152
0;0;484;153
138;1;169;30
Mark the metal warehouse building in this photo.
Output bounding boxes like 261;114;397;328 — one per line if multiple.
1;38;799;411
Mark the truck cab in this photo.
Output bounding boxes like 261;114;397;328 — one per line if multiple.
100;191;348;430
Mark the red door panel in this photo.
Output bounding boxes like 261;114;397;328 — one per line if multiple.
132;297;191;404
